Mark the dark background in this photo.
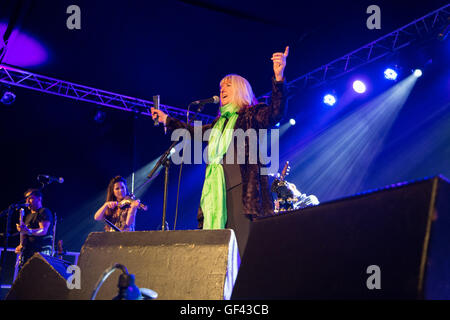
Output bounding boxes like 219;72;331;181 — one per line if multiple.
0;0;449;255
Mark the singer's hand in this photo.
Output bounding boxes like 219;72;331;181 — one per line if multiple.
150;107;168;125
271;46;289;81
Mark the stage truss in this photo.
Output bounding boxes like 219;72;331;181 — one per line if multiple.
261;4;449;98
0;5;448;114
0;64;215;123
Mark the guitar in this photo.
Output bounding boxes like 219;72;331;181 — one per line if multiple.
271;161;290;192
15;208;26;268
279;161;290;181
57;240;65;259
272;161;299;212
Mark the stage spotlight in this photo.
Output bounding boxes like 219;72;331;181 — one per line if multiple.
437;23;449;41
275;122;280;127
384;68;398;81
353;80;366;94
323;94;337;106
94;109;106;123
0;90;16;105
289;119;296;126
413;69;422;78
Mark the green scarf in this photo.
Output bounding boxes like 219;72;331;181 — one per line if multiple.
200;103;239;229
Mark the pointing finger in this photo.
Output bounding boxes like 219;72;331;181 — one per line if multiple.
284;46;289;57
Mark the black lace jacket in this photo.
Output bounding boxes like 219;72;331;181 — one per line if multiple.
166;78;288;226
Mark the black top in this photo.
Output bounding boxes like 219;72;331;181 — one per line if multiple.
23;207;54;252
166;77;287;220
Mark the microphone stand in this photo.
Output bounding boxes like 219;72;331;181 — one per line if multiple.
37;177;53;191
141;102;209;231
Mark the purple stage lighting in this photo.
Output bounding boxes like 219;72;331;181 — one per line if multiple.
0;22;48;67
353;80;366;93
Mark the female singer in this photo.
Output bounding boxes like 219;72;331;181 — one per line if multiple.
150;46;289;257
94;175;140;232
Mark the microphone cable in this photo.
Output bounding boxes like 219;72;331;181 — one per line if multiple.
91;263;127;300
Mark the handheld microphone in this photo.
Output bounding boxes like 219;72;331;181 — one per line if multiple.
153;95;160;126
190;96;220;105
37;174;64;184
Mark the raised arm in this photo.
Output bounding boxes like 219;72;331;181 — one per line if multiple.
254;46;289;128
272;46;289;82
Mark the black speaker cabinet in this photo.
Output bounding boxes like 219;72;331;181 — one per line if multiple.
69;229;239;300
5;253;72;300
231;176;450;299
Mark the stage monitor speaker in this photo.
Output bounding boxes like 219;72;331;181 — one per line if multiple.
68;229;239;300
5;253;72;300
231;176;450;299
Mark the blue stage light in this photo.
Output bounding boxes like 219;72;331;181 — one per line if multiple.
0;90;16;105
289;119;296;126
353;80;366;93
93;109;106;123
384;68;398;80
323;94;337;106
413;69;422;78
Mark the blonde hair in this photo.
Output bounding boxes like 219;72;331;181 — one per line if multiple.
220;74;258;109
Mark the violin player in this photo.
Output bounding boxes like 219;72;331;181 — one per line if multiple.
94;175;142;232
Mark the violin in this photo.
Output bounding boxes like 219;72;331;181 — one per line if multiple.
118;195;148;211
